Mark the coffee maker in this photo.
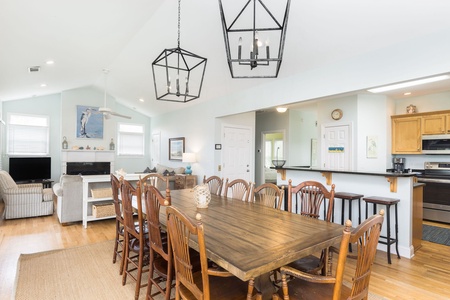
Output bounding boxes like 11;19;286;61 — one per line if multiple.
393;157;405;173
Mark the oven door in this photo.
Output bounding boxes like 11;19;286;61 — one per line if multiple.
418;179;450;223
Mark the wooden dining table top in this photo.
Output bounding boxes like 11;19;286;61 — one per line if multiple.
136;188;345;282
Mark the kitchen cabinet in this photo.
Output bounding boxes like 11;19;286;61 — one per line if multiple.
422;114;448;134
391;116;421;154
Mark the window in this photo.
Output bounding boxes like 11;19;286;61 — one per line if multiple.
117;123;144;156
7;113;50;155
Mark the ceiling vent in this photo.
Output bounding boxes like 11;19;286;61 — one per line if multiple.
28;66;40;73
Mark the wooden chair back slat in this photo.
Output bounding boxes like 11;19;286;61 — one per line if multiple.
203;175;224;196
251;183;284;210
143;185;171;259
288;180;335;221
167;206;204;299
224;178;251;201
140;173;170;195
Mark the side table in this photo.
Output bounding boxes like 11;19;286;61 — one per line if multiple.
175;174;197;189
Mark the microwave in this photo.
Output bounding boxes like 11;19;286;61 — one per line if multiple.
422;134;450;154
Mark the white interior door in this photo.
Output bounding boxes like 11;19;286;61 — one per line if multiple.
322;124;351;170
222;125;252;182
151;132;160;168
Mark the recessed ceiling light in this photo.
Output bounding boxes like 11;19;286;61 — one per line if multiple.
404;92;411;96
139;98;144;102
276;107;287;113
367;75;450;93
40;83;47;87
46;60;54;65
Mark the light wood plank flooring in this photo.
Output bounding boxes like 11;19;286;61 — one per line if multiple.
1;203;450;299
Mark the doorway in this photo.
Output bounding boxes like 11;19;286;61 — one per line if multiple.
321;123;352;170
262;131;285;184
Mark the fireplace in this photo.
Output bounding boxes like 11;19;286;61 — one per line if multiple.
61;150;115;175
66;162;111;175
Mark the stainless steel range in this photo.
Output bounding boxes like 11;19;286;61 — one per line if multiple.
417;162;450;223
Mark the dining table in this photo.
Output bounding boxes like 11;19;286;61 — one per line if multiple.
134;188;344;300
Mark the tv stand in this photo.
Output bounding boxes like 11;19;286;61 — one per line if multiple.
16;179;53;188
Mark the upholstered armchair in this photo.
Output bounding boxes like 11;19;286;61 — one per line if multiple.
52;175;83;224
0;170;54;219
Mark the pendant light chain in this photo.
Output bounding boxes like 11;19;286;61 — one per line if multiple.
177;0;181;48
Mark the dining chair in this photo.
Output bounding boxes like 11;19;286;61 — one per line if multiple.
143;184;173;300
111;174;125;275
203;175;224;196
273;210;385;300
286;180;335;275
250;182;284;209
140;173;170;195
223;178;251;201
166;206;261;300
121;179;149;300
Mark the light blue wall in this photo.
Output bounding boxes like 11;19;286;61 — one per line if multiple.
2;94;61;182
2;87;151;182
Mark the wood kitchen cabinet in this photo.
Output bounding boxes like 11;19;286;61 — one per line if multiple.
422;114;448;134
175;174;197;189
391;116;422;154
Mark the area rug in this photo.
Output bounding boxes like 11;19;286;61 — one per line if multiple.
423;225;450;246
14;240;164;300
14;240;388;300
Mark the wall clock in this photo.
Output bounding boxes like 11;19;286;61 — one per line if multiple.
331;109;343;120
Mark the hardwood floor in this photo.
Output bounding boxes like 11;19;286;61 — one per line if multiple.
1;203;450;299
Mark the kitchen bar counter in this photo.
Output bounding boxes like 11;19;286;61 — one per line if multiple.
273;166;419;193
275;166;419;259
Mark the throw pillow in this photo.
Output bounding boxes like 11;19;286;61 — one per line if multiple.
163;170;170;176
169;170;175;176
150;167;156;173
144;167;151;173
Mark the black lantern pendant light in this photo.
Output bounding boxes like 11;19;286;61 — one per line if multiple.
152;0;207;103
218;0;291;78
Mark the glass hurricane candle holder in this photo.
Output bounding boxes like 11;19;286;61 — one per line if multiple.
193;184;211;208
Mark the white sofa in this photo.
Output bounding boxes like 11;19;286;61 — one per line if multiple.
52;175;83;224
0;170;54;219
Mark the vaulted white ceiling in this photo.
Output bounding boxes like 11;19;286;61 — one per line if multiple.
1;0;450;117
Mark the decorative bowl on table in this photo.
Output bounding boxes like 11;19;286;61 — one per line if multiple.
272;160;286;168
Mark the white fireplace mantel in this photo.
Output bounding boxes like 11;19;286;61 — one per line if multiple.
61;150;115;174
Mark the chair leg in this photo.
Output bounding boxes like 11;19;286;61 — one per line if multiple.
113;231;119;263
394;203;401;259
134;241;145;300
122;234;129;285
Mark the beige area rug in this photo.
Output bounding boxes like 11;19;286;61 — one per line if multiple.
14;240;165;300
14;240;389;300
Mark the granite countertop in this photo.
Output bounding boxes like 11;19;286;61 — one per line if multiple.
272;166;419;177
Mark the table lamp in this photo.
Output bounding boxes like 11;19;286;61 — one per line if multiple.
182;152;196;175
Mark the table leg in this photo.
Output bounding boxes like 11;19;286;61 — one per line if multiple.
254;272;276;300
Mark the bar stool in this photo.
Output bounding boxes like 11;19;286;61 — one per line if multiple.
363;196;400;264
334;192;363;225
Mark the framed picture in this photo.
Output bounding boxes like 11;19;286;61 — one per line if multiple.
76;105;103;139
169;137;185;160
366;135;378;158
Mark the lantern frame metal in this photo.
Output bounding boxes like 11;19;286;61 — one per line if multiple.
218;0;291;78
152;0;207;103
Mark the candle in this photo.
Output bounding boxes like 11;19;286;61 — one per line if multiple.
238;37;242;59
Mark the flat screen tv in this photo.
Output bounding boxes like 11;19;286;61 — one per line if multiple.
9;157;51;182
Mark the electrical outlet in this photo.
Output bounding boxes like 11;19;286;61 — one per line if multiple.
218;165;221;171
